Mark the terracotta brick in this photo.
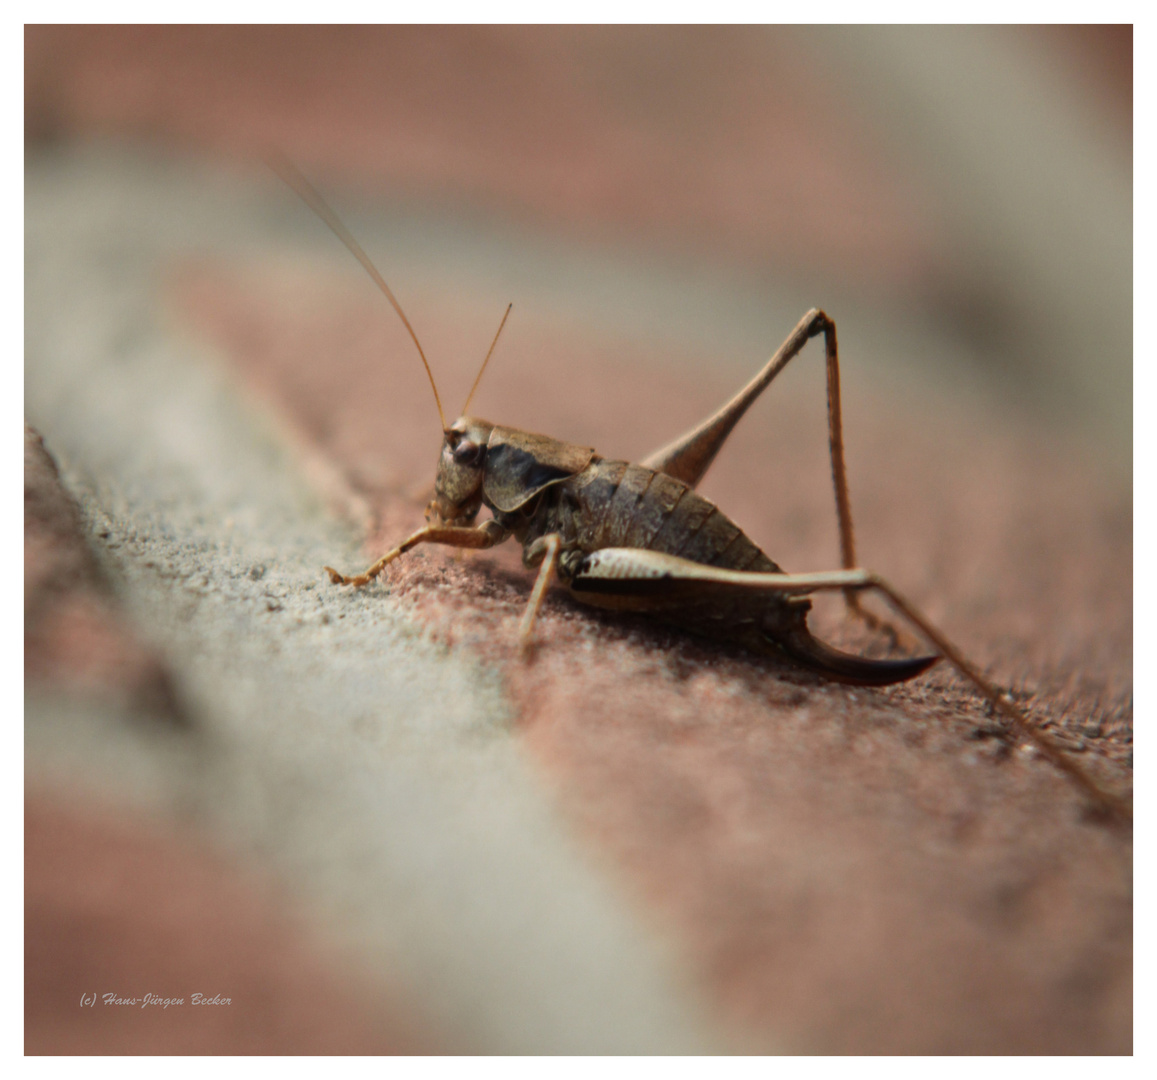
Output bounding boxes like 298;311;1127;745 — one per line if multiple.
24;25;942;289
25;794;430;1054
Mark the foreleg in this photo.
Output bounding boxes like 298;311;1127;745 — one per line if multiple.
324;520;507;586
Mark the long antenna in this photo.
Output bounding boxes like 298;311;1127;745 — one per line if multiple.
268;153;447;431
461;303;513;417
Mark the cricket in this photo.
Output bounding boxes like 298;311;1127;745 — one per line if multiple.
274;159;1131;824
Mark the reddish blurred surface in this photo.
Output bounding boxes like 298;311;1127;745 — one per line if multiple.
1021;24;1132;138
26;795;427;1054
25;25;947;289
24;25;1131;283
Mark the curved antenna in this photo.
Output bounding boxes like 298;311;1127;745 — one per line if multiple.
269;154;447;431
461;303;512;417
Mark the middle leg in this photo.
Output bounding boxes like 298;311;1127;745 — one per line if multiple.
518;533;562;654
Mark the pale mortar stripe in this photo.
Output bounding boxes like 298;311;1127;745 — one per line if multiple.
24;148;725;1054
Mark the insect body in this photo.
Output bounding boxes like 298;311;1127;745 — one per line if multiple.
347;336;937;687
470;432;936;686
275;159;1130;823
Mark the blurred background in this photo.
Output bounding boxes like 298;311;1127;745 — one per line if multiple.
26;25;1131;462
25;25;1132;1055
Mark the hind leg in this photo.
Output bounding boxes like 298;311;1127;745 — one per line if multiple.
568;549;1129;823
639;309;903;639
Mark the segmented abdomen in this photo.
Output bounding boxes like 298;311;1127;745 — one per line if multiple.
560;459;781;573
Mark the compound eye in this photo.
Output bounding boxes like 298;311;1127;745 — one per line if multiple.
452;438;484;466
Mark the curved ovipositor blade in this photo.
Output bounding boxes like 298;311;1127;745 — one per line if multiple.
777;626;939;686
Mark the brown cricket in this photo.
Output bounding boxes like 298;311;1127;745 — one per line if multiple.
275;159;1130;823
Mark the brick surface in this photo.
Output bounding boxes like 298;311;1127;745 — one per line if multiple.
25;26;1131;1055
23;25;941;290
25;794;428;1054
179;263;1131;1054
25;423;182;721
26;157;721;1054
24;424;436;1054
